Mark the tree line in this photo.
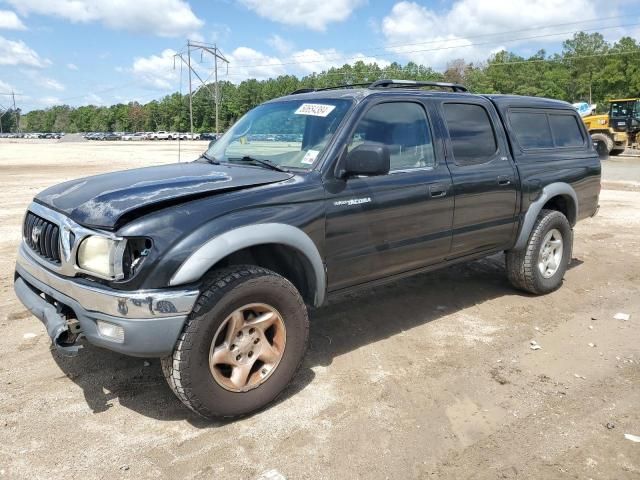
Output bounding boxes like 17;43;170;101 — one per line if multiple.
11;32;640;134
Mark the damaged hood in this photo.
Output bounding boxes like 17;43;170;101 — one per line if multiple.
35;161;293;229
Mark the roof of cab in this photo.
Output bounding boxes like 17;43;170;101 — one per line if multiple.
485;94;574;110
267;87;481;104
268;87;573;108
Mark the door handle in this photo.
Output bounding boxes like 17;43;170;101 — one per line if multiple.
497;175;511;186
429;183;447;198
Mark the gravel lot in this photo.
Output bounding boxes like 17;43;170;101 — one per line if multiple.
1;140;639;479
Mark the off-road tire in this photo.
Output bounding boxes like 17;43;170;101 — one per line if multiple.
609;148;625;156
506;209;572;295
591;133;613;155
161;265;309;419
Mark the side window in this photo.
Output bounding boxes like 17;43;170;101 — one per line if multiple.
443;103;497;166
549;114;584;147
349;102;435;170
509;111;554;149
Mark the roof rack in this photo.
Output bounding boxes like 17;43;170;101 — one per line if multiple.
290;83;372;95
290;79;468;95
369;79;468;92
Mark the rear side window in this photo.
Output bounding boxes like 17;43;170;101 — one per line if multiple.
443;103;497;166
509;112;553;148
509;109;585;150
549;114;584;147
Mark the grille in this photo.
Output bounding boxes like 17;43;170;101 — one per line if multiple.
23;211;62;264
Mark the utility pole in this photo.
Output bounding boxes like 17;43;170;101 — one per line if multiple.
214;44;219;137
187;42;194;138
174;41;228;137
12;90;20;133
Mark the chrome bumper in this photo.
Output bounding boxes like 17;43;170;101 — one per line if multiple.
16;243;198;319
15;243;200;357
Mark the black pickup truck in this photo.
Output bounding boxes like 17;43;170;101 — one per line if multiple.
14;80;601;419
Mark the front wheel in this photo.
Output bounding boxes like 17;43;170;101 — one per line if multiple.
506;209;573;295
161;266;309;419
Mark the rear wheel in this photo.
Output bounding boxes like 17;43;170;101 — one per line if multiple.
506;209;572;295
161;265;309;419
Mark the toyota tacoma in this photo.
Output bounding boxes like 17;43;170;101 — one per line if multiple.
14;80;601;419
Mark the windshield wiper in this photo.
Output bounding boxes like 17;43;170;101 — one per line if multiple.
201;151;219;164
228;156;289;173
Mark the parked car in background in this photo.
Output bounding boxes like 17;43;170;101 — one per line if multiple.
103;132;121;141
200;132;219;141
122;132;146;141
178;132;201;140
152;131;172;140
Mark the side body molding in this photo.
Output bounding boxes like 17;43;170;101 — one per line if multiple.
169;223;326;306
514;182;578;250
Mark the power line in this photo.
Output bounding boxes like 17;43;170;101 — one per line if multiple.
226;21;640;69
223;14;632;68
256;49;640;79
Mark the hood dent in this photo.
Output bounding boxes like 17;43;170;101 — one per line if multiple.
35;162;292;229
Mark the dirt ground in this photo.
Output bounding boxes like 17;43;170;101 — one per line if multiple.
0;140;638;480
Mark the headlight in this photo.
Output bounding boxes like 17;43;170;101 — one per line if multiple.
77;235;127;279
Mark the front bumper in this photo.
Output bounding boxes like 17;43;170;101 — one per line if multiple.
14;244;199;357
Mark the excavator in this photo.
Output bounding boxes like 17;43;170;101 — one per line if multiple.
582;98;640;156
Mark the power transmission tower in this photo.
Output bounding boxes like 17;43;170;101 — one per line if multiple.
174;40;229;137
12;90;21;133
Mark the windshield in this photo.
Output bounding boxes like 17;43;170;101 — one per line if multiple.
207;99;353;169
610;100;640;118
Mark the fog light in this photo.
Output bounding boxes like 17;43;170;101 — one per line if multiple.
96;320;125;342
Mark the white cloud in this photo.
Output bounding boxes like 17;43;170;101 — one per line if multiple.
267;34;294;55
381;0;598;67
0;79;14;92
0;35;48;67
226;47;287;81
238;0;364;31
132;49;179;89
21;69;65;91
291;48;391;74
84;93;105;105
66;63;78;70
39;96;62;106
225;46;391;81
0;10;26;30
189;31;204;43
8;0;203;37
41;77;65;91
210;24;231;44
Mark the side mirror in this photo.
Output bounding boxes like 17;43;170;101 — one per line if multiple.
343;143;390;177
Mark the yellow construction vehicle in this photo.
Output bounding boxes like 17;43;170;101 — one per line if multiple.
583;98;640;156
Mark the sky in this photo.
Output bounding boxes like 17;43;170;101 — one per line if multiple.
1;0;639;112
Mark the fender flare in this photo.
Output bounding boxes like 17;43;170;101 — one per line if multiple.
514;182;578;250
169;223;326;306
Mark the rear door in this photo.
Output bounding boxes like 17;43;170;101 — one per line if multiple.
440;100;519;256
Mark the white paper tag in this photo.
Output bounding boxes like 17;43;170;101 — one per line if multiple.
295;103;336;117
301;149;319;164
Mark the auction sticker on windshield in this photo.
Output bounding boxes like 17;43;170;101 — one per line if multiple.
295;103;336;117
301;150;319;164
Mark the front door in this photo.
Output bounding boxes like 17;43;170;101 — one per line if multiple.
324;100;454;291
